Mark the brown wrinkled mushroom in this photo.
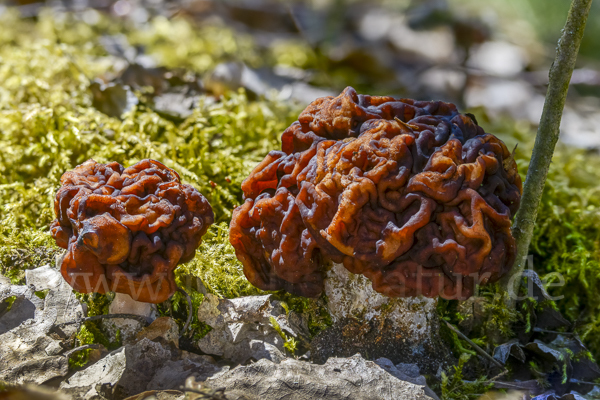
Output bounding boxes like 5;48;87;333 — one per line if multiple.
230;87;522;300
51;159;214;303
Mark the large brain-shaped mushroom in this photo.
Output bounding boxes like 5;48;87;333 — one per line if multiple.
230;87;522;300
51;159;214;303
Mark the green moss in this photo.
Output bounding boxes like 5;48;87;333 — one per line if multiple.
1;12;600;397
70;292;123;353
275;293;333;337
481;289;519;341
127;16;262;73
0;236;60;285
0;11;332;350
68;294;121;368
175;223;332;337
0;10;298;228
1;296;17;313
269;316;298;355
75;292;111;317
447;330;477;357
157;276;212;341
439;354;494;400
436;113;600;395
473;111;600;360
176;223;265;298
82;320;121;350
69;325;96;369
0;10;299;306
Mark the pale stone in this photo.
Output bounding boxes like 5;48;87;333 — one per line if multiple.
0;266;83;385
134;316;179;347
59;338;222;399
27;262;85;336
324;262;438;340
201;353;438;400
197;294;306;364
311;263;451;374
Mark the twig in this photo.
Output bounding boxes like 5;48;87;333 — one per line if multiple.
444;320;506;370
533;327;575;335
486;369;509;383
183;387;227;400
177;286;193;336
63;344;103;358
53;313;150;329
184;387;226;394
491;381;540;391
501;0;593;306
569;379;600;385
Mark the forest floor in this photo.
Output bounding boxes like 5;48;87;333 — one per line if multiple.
1;1;600;399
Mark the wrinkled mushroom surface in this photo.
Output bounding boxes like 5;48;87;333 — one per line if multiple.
230;87;522;299
51;159;214;303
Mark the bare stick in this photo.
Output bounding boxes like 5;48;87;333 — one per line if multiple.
486;370;509;382
444;320;506;370
63;344;103;358
53;313;150;329
177;286;193;336
501;0;593;304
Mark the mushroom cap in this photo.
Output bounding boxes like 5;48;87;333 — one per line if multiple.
51;159;214;303
230;87;522;300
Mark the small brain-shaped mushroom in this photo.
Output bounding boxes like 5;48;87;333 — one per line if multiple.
230;87;522;300
51;159;214;303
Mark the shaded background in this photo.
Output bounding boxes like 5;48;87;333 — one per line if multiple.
4;0;600;148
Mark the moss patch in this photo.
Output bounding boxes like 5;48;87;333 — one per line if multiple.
478;113;600;360
1;7;600;382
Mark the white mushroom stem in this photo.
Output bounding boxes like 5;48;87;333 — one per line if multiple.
105;293;156;343
56;251;155;341
57;250;153;319
109;293;154;319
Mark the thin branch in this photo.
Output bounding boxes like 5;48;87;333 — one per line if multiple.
53;313;150;329
183;387;227;400
177;286;193;336
569;379;600;385
501;0;593;305
533;327;575;335
486;369;509;382
443;320;506;370
489;381;540;391
63;344;103;358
